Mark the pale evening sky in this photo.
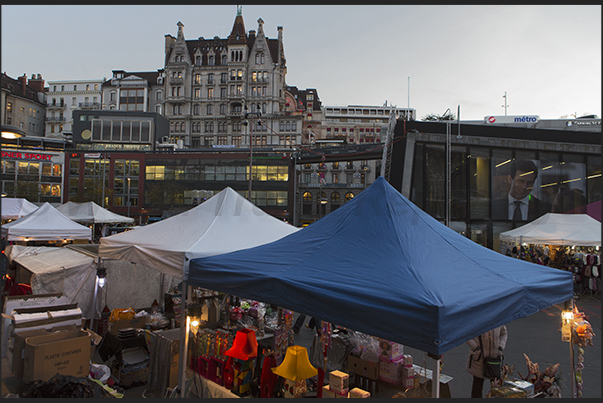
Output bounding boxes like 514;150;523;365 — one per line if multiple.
2;4;600;121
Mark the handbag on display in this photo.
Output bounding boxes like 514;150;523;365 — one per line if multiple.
479;333;503;379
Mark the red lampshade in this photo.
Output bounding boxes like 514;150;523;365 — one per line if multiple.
224;328;258;360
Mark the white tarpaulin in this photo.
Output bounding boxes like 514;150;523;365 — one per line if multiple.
57;201;135;224
499;213;601;246
1;198;39;220
98;187;299;280
12;247;98;319
1;202;92;241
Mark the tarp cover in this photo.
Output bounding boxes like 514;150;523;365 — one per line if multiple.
1;203;92;241
189;177;573;355
98;187;299;279
13;246;97;318
499;213;601;246
57;201;135;224
1;198;39;220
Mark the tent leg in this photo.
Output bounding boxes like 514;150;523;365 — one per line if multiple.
568;299;576;398
178;280;188;398
432;355;440;398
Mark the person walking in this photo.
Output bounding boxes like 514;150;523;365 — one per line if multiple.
466;325;508;398
292;314;318;334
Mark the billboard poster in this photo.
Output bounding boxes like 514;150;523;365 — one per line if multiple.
491;157;587;222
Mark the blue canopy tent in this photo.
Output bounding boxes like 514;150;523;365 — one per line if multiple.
189;177;573;394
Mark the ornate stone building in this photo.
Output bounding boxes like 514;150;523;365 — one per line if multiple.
161;7;302;149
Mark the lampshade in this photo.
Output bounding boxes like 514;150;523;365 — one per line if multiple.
271;345;317;381
224;328;258;360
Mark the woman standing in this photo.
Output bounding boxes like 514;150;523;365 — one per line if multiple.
465;325;508;398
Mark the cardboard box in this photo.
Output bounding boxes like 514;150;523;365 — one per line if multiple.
322;385;336;398
402;376;415;389
10;324;80;379
347;355;379;380
329;370;349;394
379;358;404;385
378;338;404;362
349;387;370;398
108;316;147;335
23;329;91;383
402;366;414;378
403;354;413;367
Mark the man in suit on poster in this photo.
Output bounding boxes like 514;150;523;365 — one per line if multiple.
492;159;552;221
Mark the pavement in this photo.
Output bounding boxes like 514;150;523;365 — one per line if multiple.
3;297;601;398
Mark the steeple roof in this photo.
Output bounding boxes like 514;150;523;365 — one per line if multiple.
228;5;247;45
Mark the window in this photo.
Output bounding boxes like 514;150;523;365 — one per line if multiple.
207;88;214;98
194;88;201;99
345;192;355;202
207;104;213;115
208;73;214;84
195;74;201;84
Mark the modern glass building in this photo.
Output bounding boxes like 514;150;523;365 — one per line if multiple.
389;120;601;251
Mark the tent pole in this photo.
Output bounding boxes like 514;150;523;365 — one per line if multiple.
178;279;188;398
431;355;441;398
568;299;576;398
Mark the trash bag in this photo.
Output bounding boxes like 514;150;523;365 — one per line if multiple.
20;374;116;398
89;363;111;383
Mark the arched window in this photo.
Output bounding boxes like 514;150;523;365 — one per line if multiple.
302;191;312;215
317;192;327;217
345;192;355;202
222;55;227;65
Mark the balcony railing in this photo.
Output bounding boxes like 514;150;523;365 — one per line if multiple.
78;102;101;109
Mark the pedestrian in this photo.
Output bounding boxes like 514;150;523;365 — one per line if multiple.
292;314;318;334
465;325;508;398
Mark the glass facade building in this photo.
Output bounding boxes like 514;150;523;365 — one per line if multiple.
390;120;601;251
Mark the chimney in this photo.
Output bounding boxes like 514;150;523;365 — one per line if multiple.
28;73;45;93
18;74;27;95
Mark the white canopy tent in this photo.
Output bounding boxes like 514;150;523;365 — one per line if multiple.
499;213;601;247
1;202;92;242
98;187;299;280
1;198;39;220
57;201;135;224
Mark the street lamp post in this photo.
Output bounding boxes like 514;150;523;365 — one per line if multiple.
244;104;262;201
126;178;131;217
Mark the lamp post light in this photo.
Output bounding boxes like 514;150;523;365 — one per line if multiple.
1;124;26;139
243;104;262;201
126;178;131;218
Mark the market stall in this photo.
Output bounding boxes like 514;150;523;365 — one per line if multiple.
1;202;92;242
1;198;39;221
56;201;134;225
98;187;300;396
57;201;135;240
499;213;601;298
189;177;574;397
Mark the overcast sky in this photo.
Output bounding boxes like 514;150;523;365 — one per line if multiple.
2;5;600;120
